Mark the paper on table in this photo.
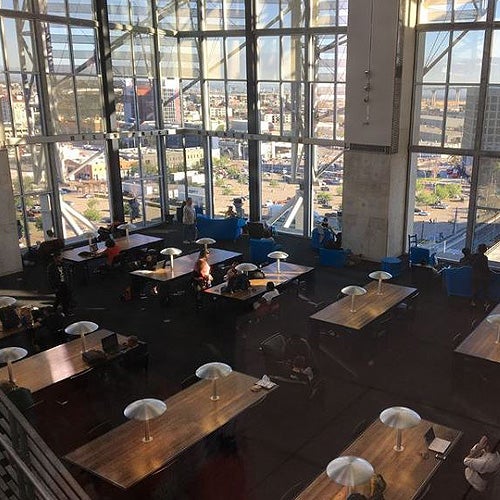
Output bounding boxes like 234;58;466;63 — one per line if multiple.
256;374;277;390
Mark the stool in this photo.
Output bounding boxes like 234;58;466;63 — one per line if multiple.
381;257;402;278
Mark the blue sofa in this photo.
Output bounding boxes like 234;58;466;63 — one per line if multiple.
442;266;500;301
196;215;243;241
249;238;283;265
319;247;347;268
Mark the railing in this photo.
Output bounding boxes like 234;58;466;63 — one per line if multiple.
0;390;90;500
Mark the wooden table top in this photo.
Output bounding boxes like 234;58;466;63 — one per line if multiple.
62;234;163;263
310;281;417;330
296;418;462;500
455;303;500;363
0;329;128;393
130;248;242;282
65;371;273;489
204;261;314;301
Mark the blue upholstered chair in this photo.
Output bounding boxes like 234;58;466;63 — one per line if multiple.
442;266;473;297
196;215;243;241
249;238;282;264
319;248;347;268
381;257;402;278
409;246;436;266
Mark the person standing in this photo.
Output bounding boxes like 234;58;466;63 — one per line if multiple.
47;251;74;315
182;197;196;244
471;243;491;309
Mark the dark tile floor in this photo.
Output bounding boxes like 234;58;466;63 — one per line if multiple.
0;223;498;499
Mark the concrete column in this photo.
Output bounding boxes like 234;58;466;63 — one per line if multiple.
342;0;417;261
0;148;22;276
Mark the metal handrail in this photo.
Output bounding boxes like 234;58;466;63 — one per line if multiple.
0;390;90;500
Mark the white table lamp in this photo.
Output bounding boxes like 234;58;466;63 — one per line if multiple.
235;263;258;275
379;406;421;452
368;271;392;295
341;285;367;313
0;347;28;383
124;398;167;443
267;251;289;274
195;238;216;253
195;362;232;401
118;223;136;240
160;247;182;273
84;231;97;249
326;456;374;499
65;321;99;353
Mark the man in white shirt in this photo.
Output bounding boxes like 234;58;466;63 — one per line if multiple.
182;197;196;243
464;436;500;495
253;282;279;310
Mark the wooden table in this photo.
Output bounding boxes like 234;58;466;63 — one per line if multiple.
130;248;242;283
62;234;163;263
310;281;417;331
0;329;129;393
204;261;314;301
65;371;274;489
296;418;461;500
455;303;500;364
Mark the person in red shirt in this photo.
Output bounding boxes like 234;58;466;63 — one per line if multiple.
99;238;121;266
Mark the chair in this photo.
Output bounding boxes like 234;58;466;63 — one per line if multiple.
381;257;402;278
246;221;266;239
249;238;282;264
442;266;473;297
319;247;347;268
259;332;288;375
408;234;418;248
311;227;335;250
409;246;435;267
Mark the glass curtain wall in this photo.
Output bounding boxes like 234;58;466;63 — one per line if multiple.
412;0;500;262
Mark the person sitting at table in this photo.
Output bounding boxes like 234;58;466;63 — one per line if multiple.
0;380;34;414
317;217;335;246
192;249;213;291
97;218;125;241
459;247;473;266
464;435;500;496
253;281;279;310
97;238;121;267
289;355;314;383
471;243;492;309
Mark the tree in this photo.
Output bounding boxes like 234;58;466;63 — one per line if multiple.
317;192;332;205
83;199;101;222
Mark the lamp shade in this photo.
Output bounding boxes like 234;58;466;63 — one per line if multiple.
124;398;167;421
235;262;258;273
118;223;136;231
368;271;392;281
0;296;16;308
326;456;374;487
268;251;289;260
0;347;28;364
160;247;182;257
196;238;216;246
65;321;99;336
341;286;367;297
196;362;232;380
379;406;421;429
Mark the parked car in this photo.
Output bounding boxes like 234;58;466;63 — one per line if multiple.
417;211;429;216
433;202;448;209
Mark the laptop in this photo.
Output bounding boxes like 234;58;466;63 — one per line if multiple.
425;427;451;454
101;333;119;355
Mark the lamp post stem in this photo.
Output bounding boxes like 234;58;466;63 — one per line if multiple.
277;259;281;274
143;419;152;442
81;333;87;353
88;237;92;249
211;378;219;401
395;428;404;452
7;361;13;382
496;325;500;344
170;254;174;271
205;243;208;253
377;278;382;294
350;295;356;313
126;228;130;240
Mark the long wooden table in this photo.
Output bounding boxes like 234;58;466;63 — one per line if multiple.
296;418;461;500
454;303;500;364
65;371;273;489
204;261;314;301
310;281;417;331
62;233;163;263
0;329;129;393
130;248;242;283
